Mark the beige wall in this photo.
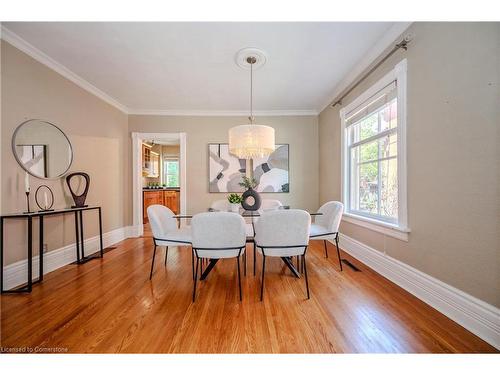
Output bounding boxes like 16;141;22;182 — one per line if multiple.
129;115;319;215
2;23;497;309
319;22;500;307
1;40;129;265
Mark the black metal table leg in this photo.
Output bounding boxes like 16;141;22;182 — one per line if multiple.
199;259;219;280
38;215;44;282
98;207;103;257
281;257;301;278
77;209;99;264
27;216;33;292
74;211;80;263
79;210;85;259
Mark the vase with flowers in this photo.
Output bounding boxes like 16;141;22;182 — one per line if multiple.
239;175;261;211
227;193;243;213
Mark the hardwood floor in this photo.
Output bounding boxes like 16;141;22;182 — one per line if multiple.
1;228;496;353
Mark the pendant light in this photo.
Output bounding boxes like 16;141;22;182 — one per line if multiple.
228;52;275;159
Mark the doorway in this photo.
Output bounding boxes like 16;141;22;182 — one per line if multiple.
131;132;187;237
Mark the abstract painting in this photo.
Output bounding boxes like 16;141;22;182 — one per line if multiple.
209;143;289;193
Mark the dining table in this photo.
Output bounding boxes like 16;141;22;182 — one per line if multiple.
173;208;322;281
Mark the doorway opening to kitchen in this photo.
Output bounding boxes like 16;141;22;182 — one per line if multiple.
131;132;186;237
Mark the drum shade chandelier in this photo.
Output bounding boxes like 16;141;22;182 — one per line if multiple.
228;49;275;159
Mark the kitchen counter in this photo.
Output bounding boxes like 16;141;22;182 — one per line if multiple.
143;189;180;221
143;187;180;191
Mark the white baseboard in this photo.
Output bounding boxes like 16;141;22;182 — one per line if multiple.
3;226;130;291
336;234;500;349
127;224;143;238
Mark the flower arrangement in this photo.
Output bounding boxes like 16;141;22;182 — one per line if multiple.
227;193;243;204
238;175;258;190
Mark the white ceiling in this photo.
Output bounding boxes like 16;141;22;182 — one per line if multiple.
3;22;406;114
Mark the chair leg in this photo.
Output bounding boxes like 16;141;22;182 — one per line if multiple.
303;255;310;299
200;256;204;278
335;234;343;271
164;246;169;267
192;256;199;302
253;243;256;276
244;251;247;276
260;255;266;301
149;244;157;280
237;256;242;301
324;240;329;258
191;249;195;280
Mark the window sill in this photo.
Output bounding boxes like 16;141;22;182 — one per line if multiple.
342;212;410;242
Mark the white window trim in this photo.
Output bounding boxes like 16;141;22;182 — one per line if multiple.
163;158;180;187
340;59;409;241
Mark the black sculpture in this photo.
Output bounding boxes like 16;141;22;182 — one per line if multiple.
66;172;90;208
241;187;261;211
35;185;55;211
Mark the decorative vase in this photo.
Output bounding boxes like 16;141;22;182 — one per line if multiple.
230;203;240;213
241;188;261;211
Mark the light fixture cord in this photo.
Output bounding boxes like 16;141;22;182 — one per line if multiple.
250;60;253;124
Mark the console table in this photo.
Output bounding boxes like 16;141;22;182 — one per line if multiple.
0;206;103;293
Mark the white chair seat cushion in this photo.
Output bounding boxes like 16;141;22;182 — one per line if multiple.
155;226;192;246
309;223;335;239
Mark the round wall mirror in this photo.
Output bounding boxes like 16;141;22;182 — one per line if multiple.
12;119;73;179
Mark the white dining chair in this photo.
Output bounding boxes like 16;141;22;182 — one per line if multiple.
251;198;283;275
209;199;228;211
309;201;344;271
259;199;283;212
211;199;254;242
254;209;311;300
191;212;247;302
147;205;192;280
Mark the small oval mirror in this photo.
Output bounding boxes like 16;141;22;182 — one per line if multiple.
12;119;73;179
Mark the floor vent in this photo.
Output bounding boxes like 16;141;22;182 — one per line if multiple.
341;259;361;272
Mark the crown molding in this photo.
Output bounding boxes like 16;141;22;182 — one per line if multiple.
317;22;413;113
1;25;129;114
127;109;318;117
0;26;318;117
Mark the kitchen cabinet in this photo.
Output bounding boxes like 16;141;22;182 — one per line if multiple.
163;190;179;214
142;143;160;178
143;190;179;223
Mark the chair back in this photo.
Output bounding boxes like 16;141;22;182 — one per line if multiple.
315;201;344;233
259;199;283;212
210;199;228;211
254;209;310;257
147;205;177;239
191;212;246;258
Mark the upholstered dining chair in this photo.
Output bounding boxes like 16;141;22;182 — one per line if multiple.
309;201;344;271
259;199;283;211
254;209;311;300
251;198;283;275
210;199;251;274
147;205;192;280
191;212;247;302
211;198;254;238
209;199;228;212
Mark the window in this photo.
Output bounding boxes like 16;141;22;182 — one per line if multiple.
163;158;179;187
340;59;408;238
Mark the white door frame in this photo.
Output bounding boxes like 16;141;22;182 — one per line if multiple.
131;132;187;237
